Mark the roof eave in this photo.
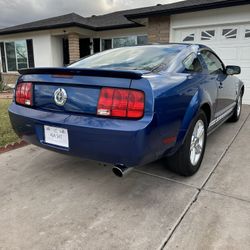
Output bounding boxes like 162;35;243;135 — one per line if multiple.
125;0;250;19
0;22;142;36
0;22;97;36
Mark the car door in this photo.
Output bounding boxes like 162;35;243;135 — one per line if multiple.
199;50;236;116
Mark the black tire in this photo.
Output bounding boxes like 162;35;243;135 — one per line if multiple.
165;110;208;176
228;92;242;122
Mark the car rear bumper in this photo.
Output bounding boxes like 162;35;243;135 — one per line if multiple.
9;103;160;167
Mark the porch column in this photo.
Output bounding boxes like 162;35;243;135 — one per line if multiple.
148;15;170;44
90;38;94;55
68;33;80;63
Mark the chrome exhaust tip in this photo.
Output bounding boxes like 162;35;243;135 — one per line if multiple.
112;164;133;178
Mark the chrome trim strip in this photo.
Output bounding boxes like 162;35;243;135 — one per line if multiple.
209;104;235;128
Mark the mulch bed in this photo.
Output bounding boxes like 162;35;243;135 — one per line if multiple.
0;141;28;154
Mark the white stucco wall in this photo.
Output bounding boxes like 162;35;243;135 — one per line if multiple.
170;5;250;41
51;36;63;67
32;34;53;67
97;26;148;38
0;31;64;71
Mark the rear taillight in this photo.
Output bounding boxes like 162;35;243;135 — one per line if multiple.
97;87;145;119
15;82;33;106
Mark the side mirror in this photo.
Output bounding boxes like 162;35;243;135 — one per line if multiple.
226;65;241;75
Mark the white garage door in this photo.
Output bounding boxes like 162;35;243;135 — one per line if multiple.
173;24;250;104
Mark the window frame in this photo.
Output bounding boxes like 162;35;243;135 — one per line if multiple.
1;39;30;73
199;49;225;75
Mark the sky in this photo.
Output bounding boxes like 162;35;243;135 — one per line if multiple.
0;0;184;28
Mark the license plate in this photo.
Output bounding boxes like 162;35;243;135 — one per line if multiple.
44;125;69;148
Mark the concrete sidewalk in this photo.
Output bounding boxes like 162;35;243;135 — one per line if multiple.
0;106;249;250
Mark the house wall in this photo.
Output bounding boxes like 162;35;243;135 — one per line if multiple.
32;33;54;67
0;31;63;86
97;26;148;38
170;5;250;41
148;15;170;43
0;31;54;68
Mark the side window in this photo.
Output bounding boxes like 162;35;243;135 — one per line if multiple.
183;53;202;73
200;50;224;74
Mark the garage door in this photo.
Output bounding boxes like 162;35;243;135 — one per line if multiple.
173;24;250;104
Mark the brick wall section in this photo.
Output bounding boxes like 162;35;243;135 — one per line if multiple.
68;33;80;63
1;73;19;87
148;15;170;44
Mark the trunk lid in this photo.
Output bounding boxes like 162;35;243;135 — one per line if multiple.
19;67;143;115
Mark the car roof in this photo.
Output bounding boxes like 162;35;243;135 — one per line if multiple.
121;43;209;50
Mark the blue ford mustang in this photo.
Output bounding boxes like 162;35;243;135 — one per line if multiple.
9;44;244;177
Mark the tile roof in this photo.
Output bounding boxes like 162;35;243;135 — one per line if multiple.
0;12;136;35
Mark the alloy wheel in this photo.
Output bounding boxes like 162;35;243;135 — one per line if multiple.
190;120;205;166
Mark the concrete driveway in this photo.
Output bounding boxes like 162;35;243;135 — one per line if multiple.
1;106;250;250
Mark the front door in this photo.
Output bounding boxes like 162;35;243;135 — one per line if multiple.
93;38;100;53
80;38;91;58
200;50;236;116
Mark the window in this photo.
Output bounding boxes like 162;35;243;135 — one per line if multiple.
101;35;148;51
113;36;137;48
137;35;148;45
183;34;195;42
222;28;237;39
245;29;250;38
183;53;202;72
16;40;28;69
6;42;17;71
70;45;182;72
201;30;215;41
0;39;34;72
200;50;224;74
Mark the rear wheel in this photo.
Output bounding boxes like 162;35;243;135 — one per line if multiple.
228;93;242;122
165;110;208;176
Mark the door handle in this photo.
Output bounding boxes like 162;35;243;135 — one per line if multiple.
219;82;223;89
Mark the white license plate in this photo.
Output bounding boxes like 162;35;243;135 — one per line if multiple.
44;125;69;148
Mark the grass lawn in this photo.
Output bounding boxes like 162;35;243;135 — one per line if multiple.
0;99;20;147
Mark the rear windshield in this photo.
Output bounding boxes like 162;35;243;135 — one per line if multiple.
69;45;182;72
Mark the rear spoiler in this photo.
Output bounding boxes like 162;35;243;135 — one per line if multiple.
18;67;143;80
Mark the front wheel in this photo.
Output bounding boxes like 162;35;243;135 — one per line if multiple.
165;110;208;176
